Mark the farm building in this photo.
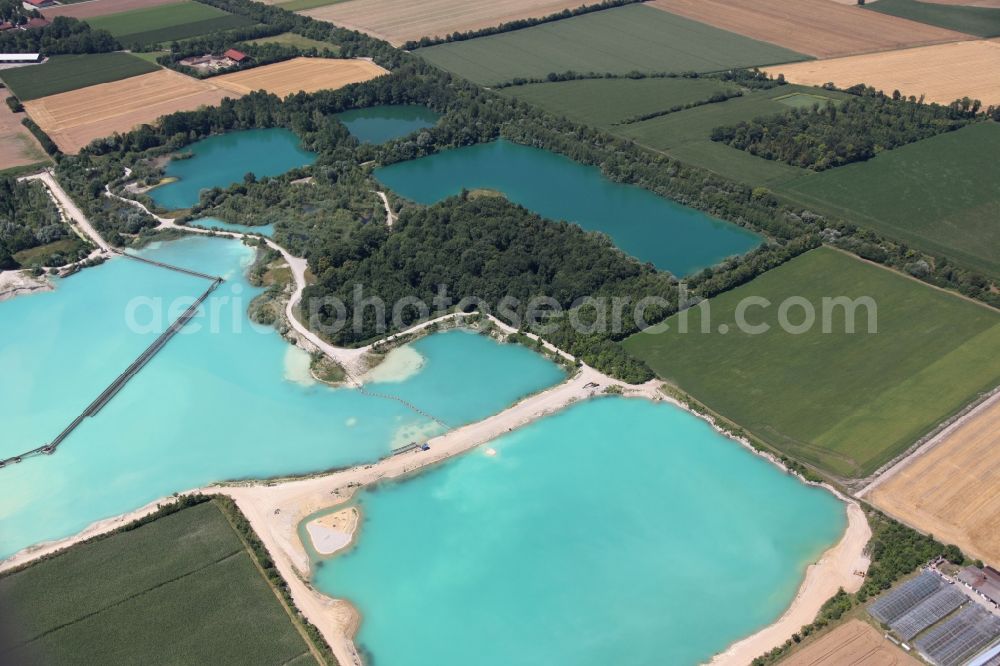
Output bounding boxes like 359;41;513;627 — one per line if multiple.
0;22;14;31
223;48;248;63
22;0;55;8
914;604;1000;666
958;566;1000;606
0;53;42;63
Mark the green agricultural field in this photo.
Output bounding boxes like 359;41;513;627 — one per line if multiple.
776;122;1000;277
0;53;159;101
615;84;848;187
240;31;338;51
624;247;1000;479
866;0;1000;37
416;4;808;86
0;500;320;665
500;76;740;128
86;0;254;47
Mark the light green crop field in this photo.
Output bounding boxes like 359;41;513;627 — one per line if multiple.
500;77;740;127
776;122;1000;277
0;501;319;665
615;84;849;187
86;1;254;47
416;4;808;86
0;53;160;101
866;0;1000;38
239;31;337;51
624;247;1000;479
278;0;347;11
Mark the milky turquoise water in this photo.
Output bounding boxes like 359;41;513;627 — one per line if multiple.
0;236;564;559
314;398;846;666
148;129;316;210
189;217;275;237
374;139;761;276
337;104;440;144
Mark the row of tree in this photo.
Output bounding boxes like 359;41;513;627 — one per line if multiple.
0;16;119;55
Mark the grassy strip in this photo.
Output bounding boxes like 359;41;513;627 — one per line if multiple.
1;53;158;101
277;0;349;11
866;0;1000;37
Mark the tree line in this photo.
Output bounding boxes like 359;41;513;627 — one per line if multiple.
712;86;978;170
0;16;119;55
0;177;85;269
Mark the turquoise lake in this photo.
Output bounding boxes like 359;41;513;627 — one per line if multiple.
188;216;275;237
149;129;316;210
0;236;565;559
374;139;761;276
315;398;846;666
337;104;440;144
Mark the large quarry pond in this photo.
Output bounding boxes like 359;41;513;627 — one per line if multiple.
0;236;565;559
337;104;440;144
374;139;761;276
149;128;316;210
315;398;846;666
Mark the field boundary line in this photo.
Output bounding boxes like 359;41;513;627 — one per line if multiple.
858;384;1000;497
824;244;1000;314
1;548;243;653
215;500;328;666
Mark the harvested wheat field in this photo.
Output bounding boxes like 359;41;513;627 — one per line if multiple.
23;69;230;154
867;393;1000;566
781;619;920;666
766;39;1000;105
0;101;47;170
301;0;588;46
43;0;179;19
648;0;969;58
213;57;386;96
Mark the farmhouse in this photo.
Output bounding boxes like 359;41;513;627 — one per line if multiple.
22;0;56;8
0;53;42;63
223;48;248;64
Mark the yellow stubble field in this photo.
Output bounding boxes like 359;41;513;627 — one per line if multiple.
868;393;1000;566
301;0;590;46
212;57;387;96
766;39;1000;106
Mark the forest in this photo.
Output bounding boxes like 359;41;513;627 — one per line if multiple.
711;87;978;170
301;194;675;382
0;177;82;269
0;16;119;55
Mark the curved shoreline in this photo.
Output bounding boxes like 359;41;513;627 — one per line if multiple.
0;196;869;666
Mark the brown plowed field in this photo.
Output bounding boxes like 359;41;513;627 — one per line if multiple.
43;0;180;20
766;39;1000;106
782;620;920;666
212;57;387;97
23;69;231;154
0;98;47;170
648;0;969;58
869;394;1000;566
301;0;590;46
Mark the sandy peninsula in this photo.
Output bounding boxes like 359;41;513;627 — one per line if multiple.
306;507;360;556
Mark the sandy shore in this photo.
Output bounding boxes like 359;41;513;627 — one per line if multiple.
708;501;871;665
0;270;52;302
0;189;872;665
306;507;360;556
